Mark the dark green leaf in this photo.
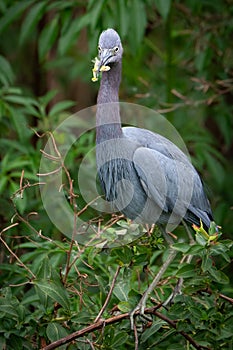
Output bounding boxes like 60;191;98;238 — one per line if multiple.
141;320;166;342
113;280;129;301
176;263;196;278
112;246;133;265
49;100;75;117
204;152;225;188
187;244;205;255
118;0;129;38
38;16;59;62
20;2;46;44
33;279;70;310
201;254;213;272
117;301;131;312
90;0;105;30
172;242;190;253
39;89;58;106
0;55;15;85
58;16;90;55
36;256;52;280
156;0;171;21
0;1;30;34
208;267;229;284
4;94;37;106
129;0;146;52
210;243;231;262
112;331;128;347
0;302;18;318
0;176;8;194
46;322;68;343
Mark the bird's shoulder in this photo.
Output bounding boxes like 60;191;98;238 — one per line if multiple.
123;126;189;164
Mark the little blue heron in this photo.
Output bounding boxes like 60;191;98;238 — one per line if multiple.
92;28;215;327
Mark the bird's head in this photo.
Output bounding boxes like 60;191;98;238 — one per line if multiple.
92;28;123;82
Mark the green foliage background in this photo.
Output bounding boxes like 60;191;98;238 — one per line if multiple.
0;1;232;349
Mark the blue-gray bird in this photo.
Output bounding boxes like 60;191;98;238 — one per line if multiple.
92;28;215;325
93;28;213;231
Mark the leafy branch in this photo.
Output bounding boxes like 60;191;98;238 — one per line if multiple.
40;303;222;350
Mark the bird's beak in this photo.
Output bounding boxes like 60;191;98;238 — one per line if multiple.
92;49;112;82
99;49;114;68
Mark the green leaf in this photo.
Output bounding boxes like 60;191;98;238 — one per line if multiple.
4;94;37;106
0;55;15;85
39;89;58;107
113;280;129;301
33;279;70;310
187;244;204;255
189;306;203;319
0;301;18;318
2;158;31;172
0;1;30;34
90;0;105;31
176;263;196;278
208;267;229;284
201;254;212;272
0;138;32;154
58;15;91;56
129;0;146;52
156;0;171;21
112;246;133;265
46;322;68;343
20;2;46;44
117;301;131;312
172;242;190;253
141;319;166;342
0;176;8;194
112;331;128;347
204;152;225;188
210;243;231;262
36;256;52;280
38;16;59;62
49;100;75;117
195;232;208;246
118;0;129;38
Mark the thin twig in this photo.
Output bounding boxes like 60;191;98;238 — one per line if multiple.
0;224;36;279
204;288;233;304
133;322;139;350
37;166;62;176
219;293;233;304
94;265;121;323
77;195;102;217
12;181;46;199
40;149;61;161
19;169;24;198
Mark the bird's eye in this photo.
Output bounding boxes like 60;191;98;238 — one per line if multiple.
114;46;119;53
98;45;102;52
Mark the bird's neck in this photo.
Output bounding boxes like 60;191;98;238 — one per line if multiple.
96;62;123;143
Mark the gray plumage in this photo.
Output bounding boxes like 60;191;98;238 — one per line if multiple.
94;28;213;230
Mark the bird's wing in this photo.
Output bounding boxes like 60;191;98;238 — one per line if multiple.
133;146;200;218
132;147;169;212
123;127;212;225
